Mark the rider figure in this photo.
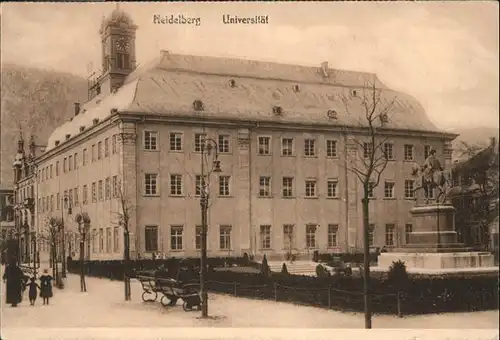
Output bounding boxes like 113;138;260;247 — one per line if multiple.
422;148;443;200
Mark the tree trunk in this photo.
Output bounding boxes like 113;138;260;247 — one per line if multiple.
124;231;131;301
362;196;372;329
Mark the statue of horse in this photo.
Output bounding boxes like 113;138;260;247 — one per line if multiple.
411;164;454;204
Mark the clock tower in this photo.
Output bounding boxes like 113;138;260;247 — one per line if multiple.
96;6;138;97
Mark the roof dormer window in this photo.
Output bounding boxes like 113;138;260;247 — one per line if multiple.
55;140;60;147
65;134;71;140
293;84;300;93
93;118;99;125
327;110;338;119
193;100;204;111
272;106;284;116
229;79;236;88
379;113;389;124
80;126;86;132
351;89;358;97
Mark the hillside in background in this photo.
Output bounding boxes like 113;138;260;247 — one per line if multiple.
1;64;87;187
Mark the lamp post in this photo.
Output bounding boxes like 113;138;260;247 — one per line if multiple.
199;138;222;318
61;195;72;278
31;231;37;278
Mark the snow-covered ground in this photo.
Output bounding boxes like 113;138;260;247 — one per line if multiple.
1;271;498;329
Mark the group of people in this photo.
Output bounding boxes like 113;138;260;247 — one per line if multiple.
2;258;54;307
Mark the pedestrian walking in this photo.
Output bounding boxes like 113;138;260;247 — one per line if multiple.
39;269;53;305
27;277;41;306
2;258;24;307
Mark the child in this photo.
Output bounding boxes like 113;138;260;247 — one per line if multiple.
39;269;53;305
27;277;41;306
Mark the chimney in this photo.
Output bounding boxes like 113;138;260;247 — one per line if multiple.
321;61;329;78
74;102;81;116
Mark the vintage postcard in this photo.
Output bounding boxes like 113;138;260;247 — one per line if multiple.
0;1;498;339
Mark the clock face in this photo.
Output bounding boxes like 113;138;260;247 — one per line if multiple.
115;37;130;52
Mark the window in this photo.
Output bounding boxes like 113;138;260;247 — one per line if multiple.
112;135;117;154
74;153;78;169
326;140;337;158
105;177;111;200
112;176;118;197
384;181;394;198
106;227;112;252
113;227;119;252
144;131;158;151
83;149;87;165
404;144;414;161
385;224;395;246
283;224;294;250
305;180;317;197
144;174;158;196
50;164;53;178
83;185;88;204
282;177;294;197
260;225;271;249
74;187;78;205
56;161;59;176
304;139;316;156
425;187;435;199
328;224;339;248
56;193;60;210
116;53;130;69
405;223;412;244
195;175;202;196
145;226;159;252
258;136;271;155
195;226;202;250
306;224;317;249
367;181;375;198
63;158;67;173
368;224;375;247
170;226;183;250
424;145;431;160
92;229;97;253
99;228;104;252
91;182;97;202
98;180;103;201
218;135;230;153
170;174;182;196
104;138;109;157
281;138;294;156
64;190;69;209
327;180;338;198
50;195;54;212
68;155;73;171
218;176;230;196
404;180;415;199
92;144;96;162
363;142;373;158
384;143;394;160
219;225;232;250
194;133;206;152
259;176;271;197
169;132;182;151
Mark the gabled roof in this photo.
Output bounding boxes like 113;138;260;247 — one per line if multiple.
46;52;448;152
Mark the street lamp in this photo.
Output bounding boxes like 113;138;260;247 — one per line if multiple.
31;231;37;278
199;138;222;318
61;194;72;278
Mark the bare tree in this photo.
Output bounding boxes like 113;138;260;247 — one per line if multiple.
41;216;63;281
453;141;499;249
341;81;396;329
74;212;91;292
113;179;134;301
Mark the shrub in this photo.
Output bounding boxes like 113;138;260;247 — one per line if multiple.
261;254;270;278
281;263;289;274
387;260;409;292
315;264;329;277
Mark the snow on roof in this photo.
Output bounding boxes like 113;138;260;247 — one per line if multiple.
46;52;444;151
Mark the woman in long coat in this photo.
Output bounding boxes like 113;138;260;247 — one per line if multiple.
2;258;24;307
39;269;53;305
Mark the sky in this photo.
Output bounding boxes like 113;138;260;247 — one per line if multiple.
1;2;498;131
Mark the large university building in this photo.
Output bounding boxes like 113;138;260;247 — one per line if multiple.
28;9;457;261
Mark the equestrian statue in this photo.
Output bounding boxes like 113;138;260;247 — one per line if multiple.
411;148;454;204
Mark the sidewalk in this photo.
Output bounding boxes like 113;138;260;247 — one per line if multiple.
2;272;498;329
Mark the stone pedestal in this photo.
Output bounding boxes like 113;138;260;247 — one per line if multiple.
377;204;497;274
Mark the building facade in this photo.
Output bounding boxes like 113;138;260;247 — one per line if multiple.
32;8;456;261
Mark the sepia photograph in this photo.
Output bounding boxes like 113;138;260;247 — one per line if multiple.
0;2;498;339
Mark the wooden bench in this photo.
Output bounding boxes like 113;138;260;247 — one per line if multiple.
136;275;201;312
